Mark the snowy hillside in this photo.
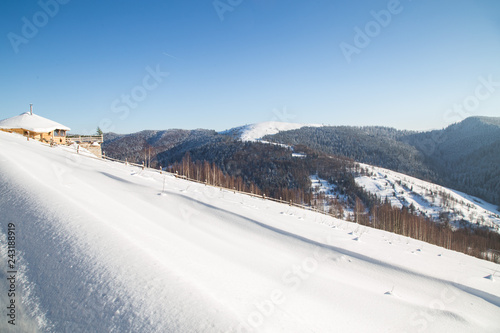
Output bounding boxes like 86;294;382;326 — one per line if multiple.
308;165;500;233
0;130;500;333
221;121;322;142
356;164;500;232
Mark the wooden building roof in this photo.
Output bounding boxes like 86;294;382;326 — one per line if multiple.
0;112;70;133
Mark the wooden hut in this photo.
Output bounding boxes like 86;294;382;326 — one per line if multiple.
0;106;70;144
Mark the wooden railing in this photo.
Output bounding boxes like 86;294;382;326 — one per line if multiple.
67;134;104;143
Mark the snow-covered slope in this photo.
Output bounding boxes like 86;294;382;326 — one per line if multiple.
356;164;500;231
309;166;500;232
0;130;499;333
221;121;322;142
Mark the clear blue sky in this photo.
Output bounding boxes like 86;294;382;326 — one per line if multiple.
1;0;499;134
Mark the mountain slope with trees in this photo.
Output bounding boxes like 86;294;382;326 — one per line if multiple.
103;129;220;166
403;117;500;206
263;117;500;206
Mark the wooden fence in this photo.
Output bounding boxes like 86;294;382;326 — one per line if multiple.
67;135;104;143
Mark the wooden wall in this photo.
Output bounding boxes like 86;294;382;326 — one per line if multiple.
0;128;67;144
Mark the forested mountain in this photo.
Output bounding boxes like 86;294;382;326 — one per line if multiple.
262;126;435;180
403;117;500;205
103;129;220;166
263;117;500;206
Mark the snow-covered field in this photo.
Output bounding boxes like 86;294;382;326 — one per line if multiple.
356;164;500;232
0;130;499;332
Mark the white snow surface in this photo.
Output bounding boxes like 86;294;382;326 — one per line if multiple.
0;130;499;333
0;112;70;132
223;121;322;142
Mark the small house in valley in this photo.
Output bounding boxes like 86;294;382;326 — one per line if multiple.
0;105;70;144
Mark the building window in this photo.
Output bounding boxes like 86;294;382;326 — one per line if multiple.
54;130;66;137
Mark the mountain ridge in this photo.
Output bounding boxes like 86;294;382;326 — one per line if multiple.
262;117;500;206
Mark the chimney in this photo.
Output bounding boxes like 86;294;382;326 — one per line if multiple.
30;103;33;115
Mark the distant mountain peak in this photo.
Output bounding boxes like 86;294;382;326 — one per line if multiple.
221;121;323;142
465;116;500;127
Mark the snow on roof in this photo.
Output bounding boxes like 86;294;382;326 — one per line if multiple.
0;112;70;132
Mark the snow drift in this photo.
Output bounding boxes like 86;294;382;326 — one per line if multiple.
0;130;499;332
